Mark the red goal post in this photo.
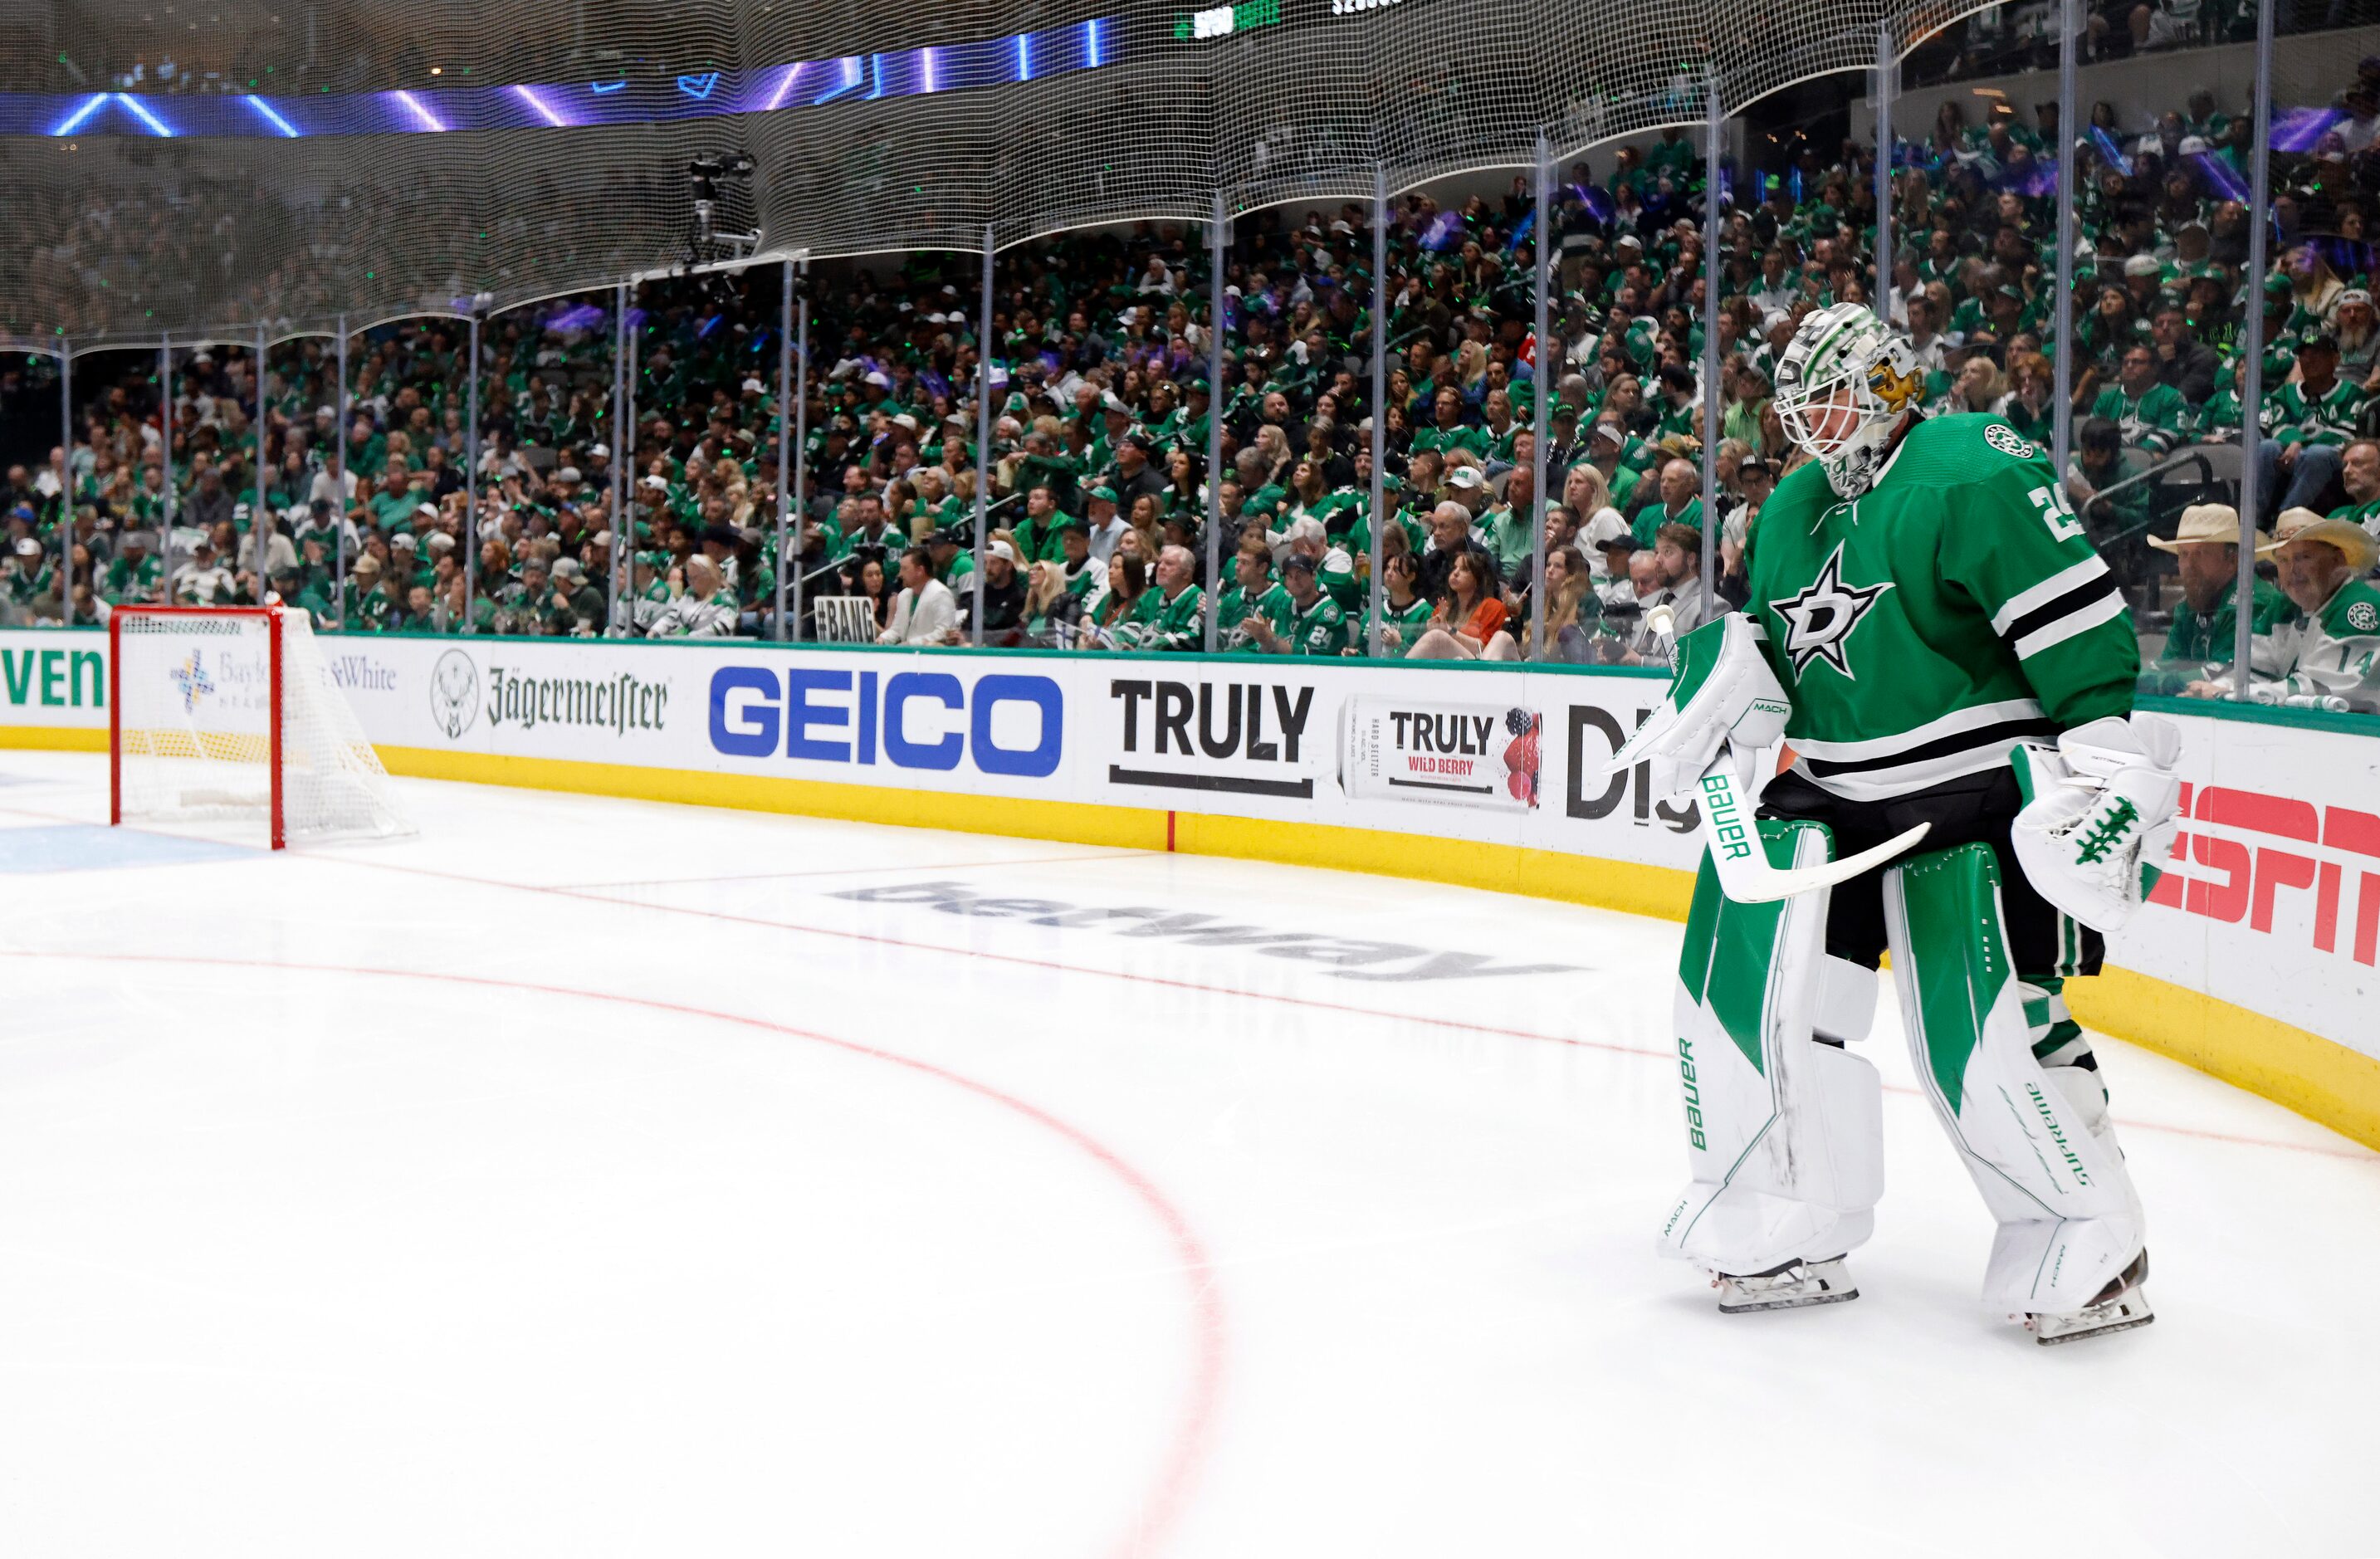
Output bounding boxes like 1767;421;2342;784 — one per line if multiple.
108;603;413;850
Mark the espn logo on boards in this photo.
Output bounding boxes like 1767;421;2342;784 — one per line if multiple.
2151;782;2380;965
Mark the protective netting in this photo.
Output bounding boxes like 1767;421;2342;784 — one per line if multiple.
3;0;1912;345
113;607;414;841
2268;2;2379;296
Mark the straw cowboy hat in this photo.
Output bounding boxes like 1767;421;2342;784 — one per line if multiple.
2148;502;2267;553
2257;506;2380;574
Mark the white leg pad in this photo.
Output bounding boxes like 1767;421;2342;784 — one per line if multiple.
1884;846;2147;1314
1659;823;1885;1275
1814;955;1879;1045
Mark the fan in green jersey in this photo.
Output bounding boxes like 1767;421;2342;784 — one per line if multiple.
1216;538;1295;654
1612;301;2177;1345
2257;334;2363;524
1243;552;1351;656
2090;345;2194;458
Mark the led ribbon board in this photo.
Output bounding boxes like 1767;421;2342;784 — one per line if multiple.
9;17;1117;139
1174;0;1282;40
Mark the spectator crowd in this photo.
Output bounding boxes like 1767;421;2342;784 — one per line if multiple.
7;8;2378;705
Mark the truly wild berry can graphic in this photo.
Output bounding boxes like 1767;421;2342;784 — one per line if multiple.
1340;695;1542;812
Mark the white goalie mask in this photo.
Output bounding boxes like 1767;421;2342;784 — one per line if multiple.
1772;302;1925;498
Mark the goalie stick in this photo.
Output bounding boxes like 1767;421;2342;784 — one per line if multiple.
1641;603;1929;903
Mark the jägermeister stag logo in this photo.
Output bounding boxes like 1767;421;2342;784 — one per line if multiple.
1772;544;1894;679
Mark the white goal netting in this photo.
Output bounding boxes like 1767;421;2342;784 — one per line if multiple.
112;607;414;846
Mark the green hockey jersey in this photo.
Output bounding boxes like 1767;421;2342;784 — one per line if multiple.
1281;591;1351;656
1743;413;2138;802
1366;595;1436;655
1135;582;1205;652
2262;379;2367;447
2088;382;2194;457
2141;575;2291;695
1218;579;1294;653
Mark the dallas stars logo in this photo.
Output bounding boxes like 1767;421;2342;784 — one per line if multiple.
1772;544;1893;679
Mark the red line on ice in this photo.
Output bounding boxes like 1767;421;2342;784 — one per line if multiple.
8;949;1227;1559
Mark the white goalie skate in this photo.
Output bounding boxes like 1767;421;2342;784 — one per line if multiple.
2026;1251;2154;1345
1713;1257;1859;1314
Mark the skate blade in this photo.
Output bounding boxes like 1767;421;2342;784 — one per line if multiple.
1718;1286;1860;1315
2031;1302;2155;1346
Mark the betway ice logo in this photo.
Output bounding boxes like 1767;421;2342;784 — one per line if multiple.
832;880;1577;983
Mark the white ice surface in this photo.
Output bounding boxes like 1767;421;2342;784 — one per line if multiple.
0;750;2371;1557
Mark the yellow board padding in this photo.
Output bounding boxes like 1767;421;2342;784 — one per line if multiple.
2066;966;2380;1153
8;722;2374;1151
0;725;105;752
373;745;1174;853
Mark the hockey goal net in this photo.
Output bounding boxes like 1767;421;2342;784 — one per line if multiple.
110;604;414;848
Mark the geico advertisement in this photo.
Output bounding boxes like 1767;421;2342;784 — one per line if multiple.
2112;711;2380;1058
708;662;1063;782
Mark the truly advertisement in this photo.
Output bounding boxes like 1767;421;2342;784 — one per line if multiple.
1339;692;1542;812
1074;662;1704;864
1105;675;1317;799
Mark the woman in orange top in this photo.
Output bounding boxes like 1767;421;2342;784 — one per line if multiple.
1405;549;1518;660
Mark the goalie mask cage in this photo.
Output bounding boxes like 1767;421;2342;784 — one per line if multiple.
109;604;415;850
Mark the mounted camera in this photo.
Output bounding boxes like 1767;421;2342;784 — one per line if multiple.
686;152;760;266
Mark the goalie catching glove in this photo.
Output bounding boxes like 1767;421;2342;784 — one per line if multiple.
2011;714;2182;933
1604;613;1793;800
